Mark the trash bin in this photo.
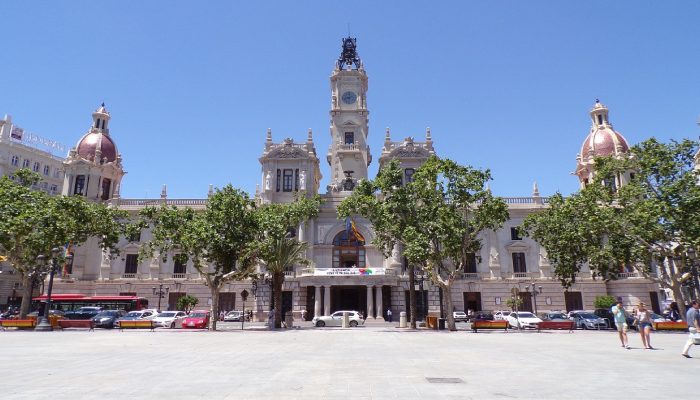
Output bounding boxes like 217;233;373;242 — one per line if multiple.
438;318;446;330
399;311;407;328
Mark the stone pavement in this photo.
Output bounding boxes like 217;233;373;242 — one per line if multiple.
1;324;696;399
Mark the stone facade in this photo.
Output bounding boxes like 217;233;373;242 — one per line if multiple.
0;39;667;318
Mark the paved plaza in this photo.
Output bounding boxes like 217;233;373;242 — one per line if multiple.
1;323;696;400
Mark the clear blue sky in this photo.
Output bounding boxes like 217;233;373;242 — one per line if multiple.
2;1;699;198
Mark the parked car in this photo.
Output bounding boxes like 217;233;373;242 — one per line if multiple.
505;312;542;329
312;311;365;327
224;311;244;322
453;311;468;322
182;310;211;329
153;311;188;328
470;311;494;321
114;310;158;328
92;310;126;329
571;312;608;330
541;312;570;322
27;310;66;319
65;306;103;320
493;310;512;321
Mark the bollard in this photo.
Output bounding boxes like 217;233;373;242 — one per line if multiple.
399;311;407;328
342;311;349;328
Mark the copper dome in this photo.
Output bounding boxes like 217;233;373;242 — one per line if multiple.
76;132;117;162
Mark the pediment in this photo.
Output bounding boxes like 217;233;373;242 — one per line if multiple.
342;120;357;126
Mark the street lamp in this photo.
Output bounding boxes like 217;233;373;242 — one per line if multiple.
525;283;543;315
152;284;169;312
685;247;700;301
35;247;72;331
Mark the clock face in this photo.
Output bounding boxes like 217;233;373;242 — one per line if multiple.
341;91;357;104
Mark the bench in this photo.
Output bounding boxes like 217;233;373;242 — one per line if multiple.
653;321;688;331
537;321;575;332
472;320;508;332
58;319;94;331
119;320;155;331
0;319;37;330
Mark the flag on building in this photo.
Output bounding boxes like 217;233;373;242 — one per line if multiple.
350;218;365;243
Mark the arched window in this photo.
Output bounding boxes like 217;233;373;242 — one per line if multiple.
332;230;365;268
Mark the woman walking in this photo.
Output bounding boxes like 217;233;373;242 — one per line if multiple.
636;302;653;349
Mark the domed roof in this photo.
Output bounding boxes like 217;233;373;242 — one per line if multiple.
580;127;629;158
76;131;117;162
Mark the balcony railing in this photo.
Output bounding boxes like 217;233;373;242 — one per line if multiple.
461;273;480;280
172;273;186;279
284;271;295;278
122;273;136;279
618;272;640;279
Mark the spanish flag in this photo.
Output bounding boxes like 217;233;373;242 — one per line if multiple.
350;218;365;243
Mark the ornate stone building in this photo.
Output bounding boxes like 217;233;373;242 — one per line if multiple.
1;38;666;318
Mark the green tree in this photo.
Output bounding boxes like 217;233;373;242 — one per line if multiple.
176;294;199;313
139;185;259;331
0;169;126;317
525;138;700;316
340;157;509;331
338;159;423;328
593;295;617;310
254;197;320;328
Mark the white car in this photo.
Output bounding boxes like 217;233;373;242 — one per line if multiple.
505;312;542;329
153;311;188;328
312;310;365;327
453;311;468;322
224;311;244;322
493;310;511;321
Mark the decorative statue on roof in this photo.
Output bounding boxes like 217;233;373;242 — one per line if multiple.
337;37;361;70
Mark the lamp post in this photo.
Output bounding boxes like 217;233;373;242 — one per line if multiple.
526;283;543;315
152;284;169;312
686;247;700;301
240;289;249;330
414;269;426;322
35;247;71;331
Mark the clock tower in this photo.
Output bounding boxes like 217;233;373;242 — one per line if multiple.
327;37;371;192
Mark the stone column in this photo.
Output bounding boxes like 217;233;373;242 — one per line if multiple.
375;285;384;321
324;285;331;316
366;285;374;319
314;286;321;317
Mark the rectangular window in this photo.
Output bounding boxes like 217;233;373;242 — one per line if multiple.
101;178;111;200
512;252;526;273
404;168;415;184
344;132;354;144
22;159;30;168
33;162;40;172
43;165;50;176
283;169;293;192
174;258;186;274
510;227;522;240
11;155;19;166
50;184;57;194
74;175;86;195
295;168;299;191
125;254;138;274
276;169;281;192
464;253;477;273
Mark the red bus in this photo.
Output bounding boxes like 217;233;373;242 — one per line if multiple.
32;294;149;313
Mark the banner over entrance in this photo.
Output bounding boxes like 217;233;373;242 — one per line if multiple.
314;268;386;276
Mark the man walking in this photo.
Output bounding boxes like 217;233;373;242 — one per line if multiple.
682;300;700;358
612;297;629;349
387;308;393;323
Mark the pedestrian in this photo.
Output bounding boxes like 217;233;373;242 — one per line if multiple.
682;300;700;358
301;309;307;321
668;302;681;322
268;307;276;330
635;302;653;349
219;310;225;321
387;308;393;323
611;297;629;349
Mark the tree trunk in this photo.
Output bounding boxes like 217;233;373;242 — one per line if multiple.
274;272;284;329
671;283;687;317
19;274;32;318
443;282;456;331
408;263;417;329
209;285;220;331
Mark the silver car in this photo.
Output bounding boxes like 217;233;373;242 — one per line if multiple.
312;311;365;327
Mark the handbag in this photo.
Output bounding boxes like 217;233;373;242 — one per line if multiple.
692;332;700;345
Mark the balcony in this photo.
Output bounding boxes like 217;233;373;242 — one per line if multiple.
507;272;540;280
460;272;481;280
122;273;136;279
618;272;640;279
172;273;186;280
284;271;295;278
